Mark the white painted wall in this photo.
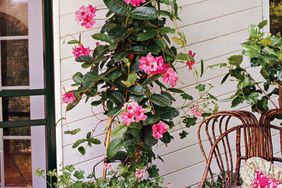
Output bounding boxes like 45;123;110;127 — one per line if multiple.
56;0;280;187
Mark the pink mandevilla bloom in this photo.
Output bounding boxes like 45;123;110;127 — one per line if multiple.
73;45;91;59
186;50;196;70
139;54;169;75
121;100;147;126
62;91;76;104
191;105;204;118
135;168;146;179
152;121;168;139
124;0;145;7
162;68;179;88
75;5;97;29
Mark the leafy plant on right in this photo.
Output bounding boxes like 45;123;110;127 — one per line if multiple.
222;21;282;113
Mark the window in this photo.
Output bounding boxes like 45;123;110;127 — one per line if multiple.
0;0;55;187
270;0;282;34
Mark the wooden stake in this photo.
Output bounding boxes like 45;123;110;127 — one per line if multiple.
102;117;114;179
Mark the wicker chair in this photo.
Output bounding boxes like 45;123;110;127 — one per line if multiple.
198;110;282;187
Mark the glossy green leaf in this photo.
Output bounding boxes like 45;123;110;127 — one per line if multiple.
107;138;124;159
149;94;172;107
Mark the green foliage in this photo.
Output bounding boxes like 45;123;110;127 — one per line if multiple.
224;20;282;113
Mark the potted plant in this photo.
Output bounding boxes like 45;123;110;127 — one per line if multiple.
37;0;218;187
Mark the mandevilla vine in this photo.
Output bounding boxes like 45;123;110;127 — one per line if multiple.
58;0;217;186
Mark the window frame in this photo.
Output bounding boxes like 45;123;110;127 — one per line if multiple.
0;0;57;186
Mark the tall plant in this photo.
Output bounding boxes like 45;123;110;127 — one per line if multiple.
59;0;217;186
222;21;282;113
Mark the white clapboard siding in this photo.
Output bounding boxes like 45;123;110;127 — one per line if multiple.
58;0;269;187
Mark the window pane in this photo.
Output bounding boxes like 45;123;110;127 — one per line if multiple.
4;139;32;187
270;0;282;34
0;0;28;36
2;96;30;122
1;39;29;86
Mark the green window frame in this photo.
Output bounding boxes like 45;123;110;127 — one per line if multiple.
0;0;57;181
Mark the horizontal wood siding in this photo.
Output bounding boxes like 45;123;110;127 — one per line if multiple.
58;0;269;187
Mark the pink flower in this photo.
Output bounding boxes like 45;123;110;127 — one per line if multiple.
124;0;145;7
139;54;169;75
73;45;91;59
152;121;168;139
253;171;280;188
96;42;100;46
75;5;97;29
186;50;196;70
191;105;204;118
62;91;76;104
135;168;146;178
121;100;147;125
162;68;178;88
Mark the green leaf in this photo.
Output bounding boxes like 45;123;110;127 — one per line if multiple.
68;40;80;44
157;106;179;119
103;0;131;16
231;97;244;107
78;146;86;155
76;56;93;63
92;33;114;43
66;100;80;111
181;93;193;100
195;84;206;92
72;139;86;148
72;72;84;84
207;63;227;70
168;88;184;93
237;77;251;90
64;128;81;135
176;53;194;61
158;27;175;34
142;74;162;86
221;73;230;84
258;20;268;29
183;117;197;128
88;137;101;145
109;91;124;105
127;85;145;95
200;59;204;77
111;125;128;137
121;73;138;87
137;30;157;41
107;138;124;159
130;7;159;20
113;51;131;62
144;115;160;125
228;55;243;67
149;94;172;107
132;46;149;55
179;130;188;139
91;100;102;106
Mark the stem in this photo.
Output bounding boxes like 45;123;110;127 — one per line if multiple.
102;116;114;179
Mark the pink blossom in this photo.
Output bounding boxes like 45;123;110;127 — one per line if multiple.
139;54;169;75
253;170;280;188
121;100;147;126
73;45;91;59
186;50;196;70
96;42;100;46
62;91;76;104
152;121;168;139
162;68;178;88
191;105;204;118
75;5;97;29
135;168;146;178
124;0;145;7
